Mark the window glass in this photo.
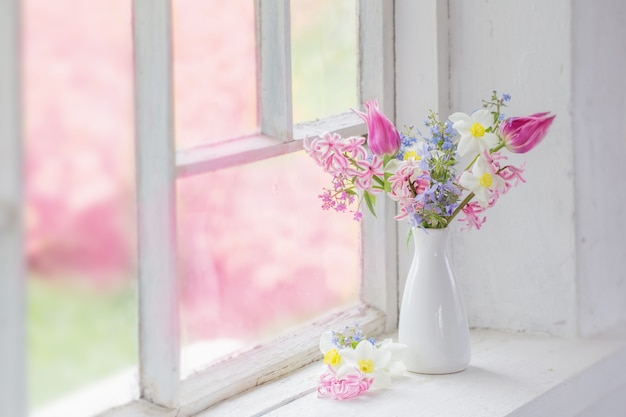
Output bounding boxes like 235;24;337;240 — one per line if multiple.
23;0;137;409
291;0;358;124
177;152;360;375
173;0;258;149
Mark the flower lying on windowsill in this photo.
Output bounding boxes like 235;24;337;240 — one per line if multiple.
317;325;407;400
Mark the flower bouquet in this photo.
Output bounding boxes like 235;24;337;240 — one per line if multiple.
306;92;555;375
304;92;555;231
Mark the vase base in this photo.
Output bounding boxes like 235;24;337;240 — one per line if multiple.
405;365;468;375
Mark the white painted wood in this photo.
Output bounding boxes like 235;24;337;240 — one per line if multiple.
132;0;180;408
0;1;25;416
33;306;381;417
45;329;626;417
176;113;365;177
574;383;626;417
358;0;395;112
257;0;293;140
178;305;384;416
358;0;398;333
571;0;626;336
207;330;626;417
394;0;451;318
447;0;579;336
98;400;178;417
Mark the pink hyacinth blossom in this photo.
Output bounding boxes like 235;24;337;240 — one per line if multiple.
499;163;526;191
460;202;487;230
341;136;368;160
317;367;374;400
353;100;401;157
500;112;556;154
350;155;384;192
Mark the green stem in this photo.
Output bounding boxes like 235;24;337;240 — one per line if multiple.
372;175;385;187
447;191;475;223
491;142;505;153
463;142;506;172
463;155;480;172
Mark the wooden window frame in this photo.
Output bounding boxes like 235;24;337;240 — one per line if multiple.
0;0;25;416
2;1;398;416
133;0;398;413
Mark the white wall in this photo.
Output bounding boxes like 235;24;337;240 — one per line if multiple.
571;0;626;337
396;0;626;337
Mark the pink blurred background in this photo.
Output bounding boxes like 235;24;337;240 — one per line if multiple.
24;0;359;406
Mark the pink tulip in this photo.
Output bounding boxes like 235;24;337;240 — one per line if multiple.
499;112;556;153
354;100;401;157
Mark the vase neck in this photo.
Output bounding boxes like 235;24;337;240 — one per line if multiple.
412;227;450;254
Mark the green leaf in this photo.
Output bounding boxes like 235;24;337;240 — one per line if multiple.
372;175;385;187
363;191;377;217
405;227;413;248
383;173;392;193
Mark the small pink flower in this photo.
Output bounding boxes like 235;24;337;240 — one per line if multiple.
341;136;368;160
353;100;401;157
499;163;526;191
350;156;384;192
500;112;555;154
460;201;487;230
318;367;374;400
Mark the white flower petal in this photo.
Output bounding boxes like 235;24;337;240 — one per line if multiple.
457;136;478;157
448;112;471;125
319;331;335;354
373;347;392;370
335;365;358;379
472;108;494;128
386;360;407;376
483;132;499;149
492;174;506;191
371;371;392;389
475;187;490;207
459;172;479;190
473;157;489;176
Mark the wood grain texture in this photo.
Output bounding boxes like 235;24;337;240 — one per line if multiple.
179;305;385;416
255;330;626;417
358;0;399;333
132;0;180;408
75;329;626;417
176;113;366;177
257;0;293;140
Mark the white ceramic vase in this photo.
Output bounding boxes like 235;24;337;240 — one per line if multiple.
398;227;470;374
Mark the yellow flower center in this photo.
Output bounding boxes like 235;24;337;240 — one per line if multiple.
403;150;420;161
358;359;374;374
470;122;485;138
479;172;493;188
323;349;341;367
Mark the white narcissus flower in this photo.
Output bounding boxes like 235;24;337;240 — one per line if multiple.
319;331;344;370
459;156;505;207
341;340;392;388
449;109;499;157
376;338;408;377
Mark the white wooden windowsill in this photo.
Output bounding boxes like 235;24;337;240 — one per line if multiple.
197;328;626;417
35;328;626;417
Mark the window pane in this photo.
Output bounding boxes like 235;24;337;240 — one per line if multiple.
177;152;360;374
173;0;258;149
291;0;358;124
23;0;137;409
